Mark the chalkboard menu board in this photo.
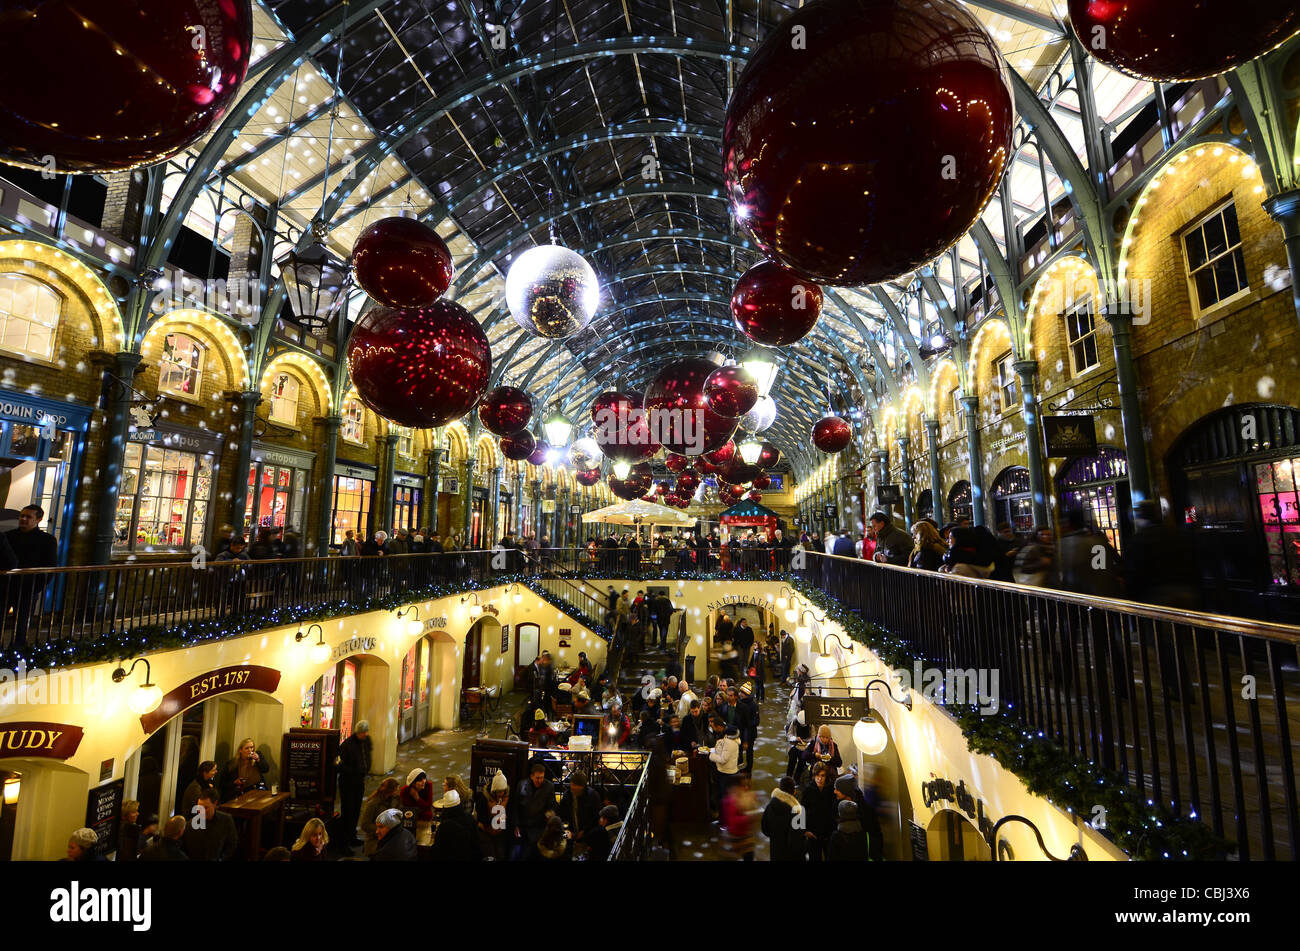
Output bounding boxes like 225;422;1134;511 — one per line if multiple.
470;738;530;799
85;778;124;859
281;729;339;805
909;820;930;861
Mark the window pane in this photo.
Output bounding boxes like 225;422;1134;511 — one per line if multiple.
1232;248;1248;290
1202;214;1228;258
1194;269;1217;310
1223;202;1241;246
1212;255;1241;300
1184;228;1207;270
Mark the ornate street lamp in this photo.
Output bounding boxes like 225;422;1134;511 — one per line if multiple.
278;220;352;329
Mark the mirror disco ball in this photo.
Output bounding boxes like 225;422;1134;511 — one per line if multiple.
505;244;600;338
740;395;776;434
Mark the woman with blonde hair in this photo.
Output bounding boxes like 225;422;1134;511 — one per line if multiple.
909;521;946;572
444;774;475;817
218;737;269;802
291;817;329;861
358;778;401;856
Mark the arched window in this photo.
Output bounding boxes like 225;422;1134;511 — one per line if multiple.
269;371;300;424
948;480;972;522
158;332;205;398
991;466;1032;534
341;399;365;443
0;274;61;360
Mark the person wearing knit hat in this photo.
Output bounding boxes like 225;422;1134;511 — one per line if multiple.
371;809;417;862
490;771;509;794
833;769;883;861
65;827;102;862
562;769;602;858
738;681;752;696
827;798;869;861
478;771;517;862
433;788;461;810
400;768;434;846
528;708;559;748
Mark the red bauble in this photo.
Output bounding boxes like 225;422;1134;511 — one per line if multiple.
758;442;783;469
575;468;601;487
704;364;761;419
346;301;491;429
753;474;772;490
720;456;764;485
664;452;691;473
677;472;701;494
748;490;763;503
353;217;454;307
609;477;643;501
1068;0;1300;81
0;0;253;174
704;439;737;467
500;431;536;462
813;415;853;453
630;462;654;489
592;390;659;463
695;458;718;475
729;262;824;346
478;386;534;436
527;440;551;466
643;359;737;456
675;497;692;510
723;0;1013;285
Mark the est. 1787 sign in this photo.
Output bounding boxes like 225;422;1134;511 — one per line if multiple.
140;665;281;734
803;694;868;727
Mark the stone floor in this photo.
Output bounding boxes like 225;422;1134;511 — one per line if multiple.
355;681;797;861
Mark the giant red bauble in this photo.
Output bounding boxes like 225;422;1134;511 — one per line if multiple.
664;452;691;473
609;477;643;501
719;456;764;486
704;364;761;418
676;472;700;494
1068;0;1300;82
813;415;853;453
353;217;454;308
346;301;491;429
753;474;772;490
478;386;534;436
575;468;601;487
757;442;783;470
500;431;536;461
723;0;1013;285
730;263;823;346
592;390;659;463
644;359;738;456
748;490;763;503
0;0;254;173
703;439;737;467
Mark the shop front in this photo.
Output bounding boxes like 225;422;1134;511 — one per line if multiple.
114;421;221;555
330;461;376;545
470;486;489;547
948;480;973;522
245;443;314;537
1056;447;1130;553
0;390;91;564
990;466;1032;534
391;472;424;533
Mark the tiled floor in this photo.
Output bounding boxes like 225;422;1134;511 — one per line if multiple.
355;682;796;861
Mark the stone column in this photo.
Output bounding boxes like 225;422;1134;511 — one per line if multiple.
924;417;944;524
531;479;542;540
513;472;525;535
425;447;440;535
1014;360;1051;529
227;390;262;533
1103;312;1152;504
960;395;987;526
462;458;476;542
91;352;144;564
897;436;914;527
1263;189;1300;327
489;466;502;544
316;416;341;554
379;433;398;533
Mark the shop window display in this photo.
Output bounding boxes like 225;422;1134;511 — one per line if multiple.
114;444;213;551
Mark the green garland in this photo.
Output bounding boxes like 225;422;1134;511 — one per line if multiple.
3;562;1227;859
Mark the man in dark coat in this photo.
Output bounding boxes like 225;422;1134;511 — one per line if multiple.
182;790;238;861
430;790;480;861
868;512;911;566
558;769;602;854
139;816;189;862
371;809;417;861
336;720;372;852
4;504;54;645
1123;500;1199;609
827;799;869;861
733;618;755;659
779;629;796;684
800;763;836;862
761;777;804;861
835;772;883;861
517;759;557;847
735;681;761;773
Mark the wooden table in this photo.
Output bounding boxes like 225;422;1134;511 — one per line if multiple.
222;790;291;861
670;749;711;823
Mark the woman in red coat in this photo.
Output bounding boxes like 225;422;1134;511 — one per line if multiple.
400;768;435;846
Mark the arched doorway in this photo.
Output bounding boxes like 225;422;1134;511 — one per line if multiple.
926;809;991;861
916;489;933;521
126;689;283;822
990;466;1032;534
947;480;972;522
1167;402;1300;620
1055;447;1130;552
514;622;541;690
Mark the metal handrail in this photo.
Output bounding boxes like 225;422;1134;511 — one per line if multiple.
801;550;1300;644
